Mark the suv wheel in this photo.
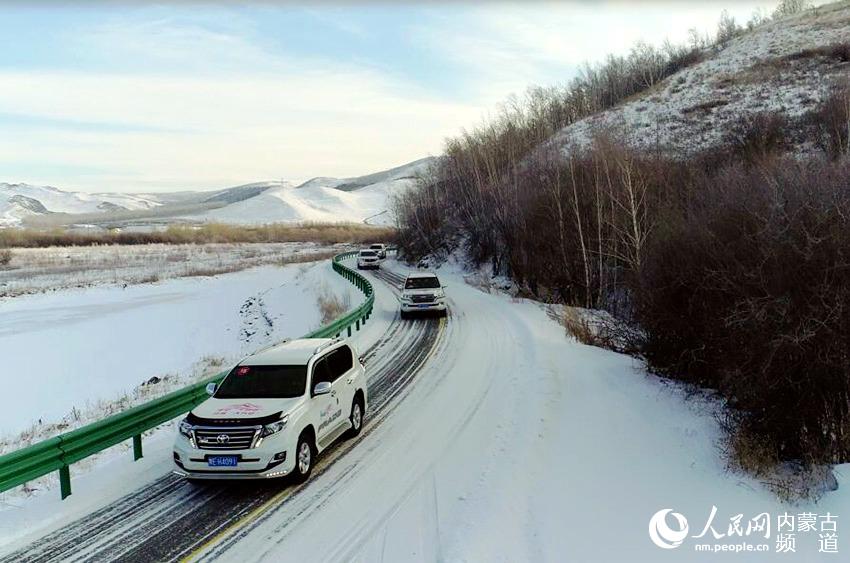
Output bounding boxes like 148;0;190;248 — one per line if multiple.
294;433;314;483
346;398;364;438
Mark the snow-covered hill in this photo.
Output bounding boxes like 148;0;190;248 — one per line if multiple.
550;3;850;156
195;157;433;225
1;157;433;228
0;183;162;227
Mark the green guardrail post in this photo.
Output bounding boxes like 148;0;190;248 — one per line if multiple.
356;319;360;331
59;466;71;499
133;435;143;461
347;325;352;337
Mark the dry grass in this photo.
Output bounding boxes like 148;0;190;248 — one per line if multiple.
722;415;839;502
556;306;597;346
316;288;351;324
0;222;396;249
278;249;339;266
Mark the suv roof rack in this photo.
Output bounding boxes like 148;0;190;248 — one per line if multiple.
249;339;290;356
314;337;342;355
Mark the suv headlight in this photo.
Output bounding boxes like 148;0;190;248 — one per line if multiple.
400;295;412;302
262;415;289;437
179;418;193;438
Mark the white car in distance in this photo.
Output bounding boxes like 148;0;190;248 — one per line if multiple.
399;272;447;319
357;249;381;270
368;243;387;259
173;338;367;482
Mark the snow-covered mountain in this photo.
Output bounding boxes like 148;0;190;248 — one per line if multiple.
1;157;433;228
198;157;433;225
0;183;162;226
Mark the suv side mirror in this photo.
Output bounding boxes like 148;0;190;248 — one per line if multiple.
359;355;366;366
205;382;217;396
313;381;332;395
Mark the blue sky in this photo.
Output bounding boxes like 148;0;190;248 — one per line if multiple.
0;1;778;193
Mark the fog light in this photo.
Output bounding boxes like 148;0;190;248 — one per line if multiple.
273;451;286;461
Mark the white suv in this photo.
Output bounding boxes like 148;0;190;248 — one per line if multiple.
357;249;380;270
173;338;368;482
368;243;387;259
399;272;447;319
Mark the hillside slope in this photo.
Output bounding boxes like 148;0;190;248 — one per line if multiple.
3;158;433;228
196;157;433;225
549;2;850;156
0;183;162;226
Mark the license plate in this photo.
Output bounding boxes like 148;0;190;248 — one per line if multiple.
417;304;431;308
207;456;237;467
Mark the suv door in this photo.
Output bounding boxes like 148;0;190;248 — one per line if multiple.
310;355;338;445
329;345;356;410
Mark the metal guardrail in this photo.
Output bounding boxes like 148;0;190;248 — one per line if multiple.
0;250;375;499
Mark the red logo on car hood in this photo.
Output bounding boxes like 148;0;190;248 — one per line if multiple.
213;403;263;416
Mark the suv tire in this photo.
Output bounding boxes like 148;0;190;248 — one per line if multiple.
293;432;314;483
345;397;364;439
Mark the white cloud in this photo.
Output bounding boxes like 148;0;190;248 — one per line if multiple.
413;1;778;104
0;2;782;192
0;15;481;191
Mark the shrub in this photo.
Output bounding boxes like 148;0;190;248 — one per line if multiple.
637;158;850;465
0;249;11;266
725;111;788;163
808;83;850;158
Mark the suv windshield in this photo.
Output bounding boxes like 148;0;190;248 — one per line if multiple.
215;365;307;399
405;276;440;289
360;250;376;257
370;245;383;249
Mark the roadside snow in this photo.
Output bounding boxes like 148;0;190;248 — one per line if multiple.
0;242;344;298
0;260;356;441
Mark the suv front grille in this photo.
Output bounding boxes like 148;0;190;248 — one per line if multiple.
194;427;260;450
411;294;435;303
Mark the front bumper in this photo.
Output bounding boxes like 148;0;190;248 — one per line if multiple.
401;300;447;312
173;440;294;480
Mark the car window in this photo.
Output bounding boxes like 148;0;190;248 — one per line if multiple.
405;276;441;289
311;356;333;390
360;250;376;257
329;346;354;380
215;365;307;399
